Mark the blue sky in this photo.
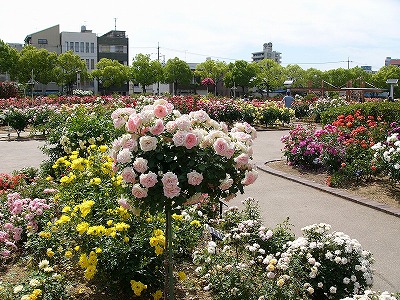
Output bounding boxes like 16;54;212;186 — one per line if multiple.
1;0;399;71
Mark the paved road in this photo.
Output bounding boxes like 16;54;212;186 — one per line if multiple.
0;130;399;292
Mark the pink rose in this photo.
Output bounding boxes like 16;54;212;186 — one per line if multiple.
154;104;168;118
131;184;148;198
213;138;228;156
116;148;132;163
139;172;158;188
122;167;137;183
118;197;131;209
150;119;165;135
126;114;142;133
132;157;148;173
234;153;249;167
139;136;158;152
187;171;203;186
165;121;177;133
184;132;198;149
163;185;181;198
219;176;233;190
161;172;179;188
242;170;258;185
172;131;186;147
122;138;138;151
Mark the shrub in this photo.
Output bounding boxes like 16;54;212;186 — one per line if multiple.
0;81;19;99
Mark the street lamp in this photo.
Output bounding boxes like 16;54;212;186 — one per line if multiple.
76;70;81;90
386;79;398;101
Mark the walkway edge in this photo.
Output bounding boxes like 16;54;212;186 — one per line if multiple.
258;161;400;218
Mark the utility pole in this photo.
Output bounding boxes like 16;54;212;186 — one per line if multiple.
157;42;160;95
114;18;117;31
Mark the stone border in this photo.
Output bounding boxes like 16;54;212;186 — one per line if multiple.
258;161;400;218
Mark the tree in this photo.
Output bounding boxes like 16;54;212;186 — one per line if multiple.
323;68;352;89
164;57;192;95
54;50;89;94
224;60;257;97
0;39;19;80
372;65;400;98
303;68;324;89
284;64;306;88
16;45;58;85
91;58;129;94
130;53;164;94
195;59;227;95
253;59;285;98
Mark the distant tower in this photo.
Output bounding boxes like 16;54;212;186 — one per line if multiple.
252;42;281;64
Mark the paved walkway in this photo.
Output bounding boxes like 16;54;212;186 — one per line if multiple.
0;130;399;292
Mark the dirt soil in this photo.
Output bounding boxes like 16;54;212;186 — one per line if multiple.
266;160;400;210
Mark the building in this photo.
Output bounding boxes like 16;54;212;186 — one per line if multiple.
60;26;98;92
97;30;129;95
385;57;400;67
25;24;61;54
361;66;375;74
252;42;282;64
25;25;61;94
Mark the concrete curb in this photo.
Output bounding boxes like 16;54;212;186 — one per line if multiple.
258;161;400;218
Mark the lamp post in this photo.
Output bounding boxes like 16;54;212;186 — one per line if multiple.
27;69;35;99
76;70;81;90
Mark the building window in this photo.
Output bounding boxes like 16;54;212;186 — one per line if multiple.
86;42;89;53
91;59;95;70
90;43;95;53
75;42;79;52
99;45;110;53
86;59;90;70
70;42;74;51
65;41;69;51
80;42;84;53
38;39;48;44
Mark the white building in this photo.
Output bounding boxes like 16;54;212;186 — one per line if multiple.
60;26;98;93
252;42;282;64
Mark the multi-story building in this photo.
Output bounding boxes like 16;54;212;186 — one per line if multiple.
60;26;98;92
97;30;129;95
25;25;61;93
252;42;282;64
385;57;400;67
25;24;61;54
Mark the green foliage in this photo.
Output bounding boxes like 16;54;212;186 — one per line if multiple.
164;57;192;95
41;103;119;165
130;53;163;93
2;107;30;137
320;102;400;125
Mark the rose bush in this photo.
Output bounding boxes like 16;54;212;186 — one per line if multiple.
111;97;258;214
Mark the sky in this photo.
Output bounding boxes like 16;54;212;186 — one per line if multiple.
1;0;399;71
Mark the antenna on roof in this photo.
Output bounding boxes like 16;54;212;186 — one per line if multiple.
114;18;117;31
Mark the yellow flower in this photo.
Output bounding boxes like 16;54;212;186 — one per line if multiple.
277;278;285;287
79;253;88;268
130;280;147;296
106;220;113;226
89;177;101;185
99;145;108;152
77;200;95;218
56;215;71;225
38;231;51;238
62;206;71;213
95;247;102;254
84;265;97;280
190;220;201;227
114;222;130;231
65;250;73;258
46;176;53;181
267;264;275;272
155;245;164;255
124;236;130;243
46;248;55;258
178;271;187;281
74;245;80;251
172;213;183;221
152;290;163;300
76;222;89;235
153;229;163;236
